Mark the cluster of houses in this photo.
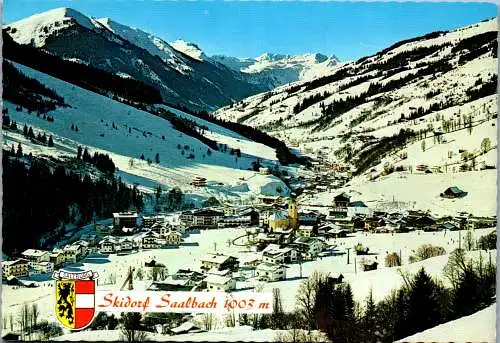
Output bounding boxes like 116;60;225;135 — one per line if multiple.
2;239;91;279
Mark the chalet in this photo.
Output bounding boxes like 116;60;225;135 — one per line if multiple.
258;195;282;205
256;263;287;281
21;249;50;266
142;231;160;249
440;186;468;199
150;222;169;236
2;259;29;278
203;274;236;292
292;237;325;258
191;209;224;227
200;253;239;272
333;193;351;208
99;236;118;253
119;238;134;252
164;230;183;245
49;252;65;267
112;212;138;230
168;269;205;290
439;222;458;231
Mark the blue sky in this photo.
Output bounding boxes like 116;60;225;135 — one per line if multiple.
4;1;498;61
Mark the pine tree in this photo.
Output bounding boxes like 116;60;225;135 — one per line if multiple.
71;124;74;131
362;288;378;342
140;153;145;160
75;126;79;132
48;136;54;147
155;153;160;164
10;145;15;156
23;124;28;136
16;143;23;158
406;268;442;336
77;146;82;159
28;127;34;139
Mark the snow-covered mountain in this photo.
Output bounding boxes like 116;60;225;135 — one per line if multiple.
215;18;498;182
3;8;266;111
4;8;340;111
212;52;340;89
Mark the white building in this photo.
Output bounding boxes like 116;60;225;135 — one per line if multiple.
2;259;29;278
256;263;286;282
21;249;50;266
33;261;54;274
347;201;373;218
203;274;236;292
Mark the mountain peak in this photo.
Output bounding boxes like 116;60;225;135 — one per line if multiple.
171;40;207;61
4;7;95;47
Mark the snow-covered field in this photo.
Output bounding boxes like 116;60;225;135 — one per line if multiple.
54;326;289;342
399;303;496;342
3;227;495;334
306;169;497;218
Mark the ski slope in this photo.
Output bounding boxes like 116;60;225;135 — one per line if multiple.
2;61;289;202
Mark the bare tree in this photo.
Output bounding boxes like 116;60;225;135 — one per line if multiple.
32;303;39;329
443;248;469;288
201;313;215;331
409;244;446;263
464;230;475;251
385;252;401;267
295;271;328;332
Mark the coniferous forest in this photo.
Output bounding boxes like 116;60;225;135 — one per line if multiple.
2;150;143;254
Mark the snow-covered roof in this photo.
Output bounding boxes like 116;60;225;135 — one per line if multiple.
3;258;28;266
256;263;285;272
203;274;232;285
21;249;49;257
200;253;233;264
170;321;201;334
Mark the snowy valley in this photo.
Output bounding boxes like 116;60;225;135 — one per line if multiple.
1;7;498;343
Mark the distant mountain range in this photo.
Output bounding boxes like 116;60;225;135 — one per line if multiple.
4;8;338;111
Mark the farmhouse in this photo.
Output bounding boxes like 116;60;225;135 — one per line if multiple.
440;186;468;199
49;252;65;267
298;225;314;237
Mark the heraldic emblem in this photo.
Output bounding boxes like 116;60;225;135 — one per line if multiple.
53;270;99;330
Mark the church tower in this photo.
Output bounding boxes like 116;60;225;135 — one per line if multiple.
288;197;299;230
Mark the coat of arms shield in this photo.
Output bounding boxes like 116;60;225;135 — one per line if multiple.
54;271;97;330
